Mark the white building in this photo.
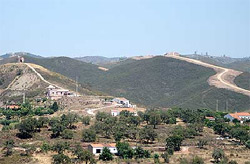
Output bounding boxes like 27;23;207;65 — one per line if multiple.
111;108;137;116
112;97;135;108
47;85;72;100
224;112;250;123
88;143;117;155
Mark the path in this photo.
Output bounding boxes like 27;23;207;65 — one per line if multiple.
165;54;250;97
25;63;52;86
86;104;120;115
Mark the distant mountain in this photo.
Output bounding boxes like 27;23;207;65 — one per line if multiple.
185;54;250;73
75;56;127;65
1;52;43;59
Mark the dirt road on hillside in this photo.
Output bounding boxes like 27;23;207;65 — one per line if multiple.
165;55;250;96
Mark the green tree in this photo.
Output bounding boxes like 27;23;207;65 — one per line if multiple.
51;122;66;138
96;112;110;122
82;116;91;125
99;147;113;161
116;142;134;159
161;152;169;163
52;153;71;164
73;144;94;164
134;146;150;159
139;126;157;143
82;129;96;142
61;129;74;139
41;142;51;153
166;135;183;151
52;142;70;154
18;118;38;138
51;102;59;112
212;148;225;163
3;140;14;156
149;112;161;129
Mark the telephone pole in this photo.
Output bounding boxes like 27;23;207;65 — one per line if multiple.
23;92;25;104
75;76;78;97
216;99;219;112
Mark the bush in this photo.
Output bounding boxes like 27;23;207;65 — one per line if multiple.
61;129;74;139
52;154;71;164
41;142;51;153
82;129;96;142
192;156;204;164
245;140;250;149
212;148;225;163
99;147;113;161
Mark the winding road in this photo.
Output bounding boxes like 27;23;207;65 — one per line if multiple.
165;54;250;97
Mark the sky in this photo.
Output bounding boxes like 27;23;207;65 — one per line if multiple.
0;0;249;58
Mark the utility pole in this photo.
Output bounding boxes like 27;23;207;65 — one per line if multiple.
75;76;78;97
23;92;25;104
216;99;219;112
226;100;229;112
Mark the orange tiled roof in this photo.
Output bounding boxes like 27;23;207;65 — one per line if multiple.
90;144;104;148
205;116;215;119
229;112;250;120
7;105;20;109
90;143;116;148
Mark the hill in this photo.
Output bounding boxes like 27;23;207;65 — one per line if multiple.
1;54;249;111
185;54;250;73
0;52;43;59
93;56;249;111
75;56;127;65
0;63;98;105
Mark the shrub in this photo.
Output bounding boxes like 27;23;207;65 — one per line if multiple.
99;147;113;161
82;129;96;142
61;129;74;139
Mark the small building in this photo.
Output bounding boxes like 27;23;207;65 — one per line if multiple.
6;104;20;110
18;56;24;63
112;97;135;108
46;85;72;100
88;143;117;155
111;107;137;116
224;112;250;123
205;116;215;121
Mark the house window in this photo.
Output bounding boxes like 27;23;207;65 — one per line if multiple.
96;149;101;154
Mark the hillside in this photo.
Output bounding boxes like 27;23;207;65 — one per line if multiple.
234;72;250;90
75;56;127;65
93;56;249;111
185;54;250;73
0;63;98;105
1;54;249;111
0;52;43;59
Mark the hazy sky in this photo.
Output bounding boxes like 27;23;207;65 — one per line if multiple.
0;0;249;58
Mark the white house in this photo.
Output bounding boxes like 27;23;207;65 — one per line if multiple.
224;112;250;123
88;143;117;155
112;97;136;108
47;85;72;100
111;108;137;116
